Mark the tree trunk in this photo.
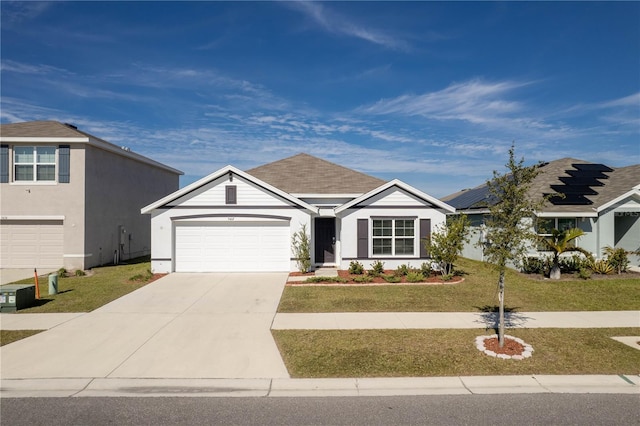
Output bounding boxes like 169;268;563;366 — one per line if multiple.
498;269;505;348
549;263;561;280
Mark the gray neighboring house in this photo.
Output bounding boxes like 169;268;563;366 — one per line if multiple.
442;158;640;267
1;121;182;271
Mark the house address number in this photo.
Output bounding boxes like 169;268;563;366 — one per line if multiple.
614;212;639;217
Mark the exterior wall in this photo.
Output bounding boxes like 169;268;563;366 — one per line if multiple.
84;144;179;269
337;187;448;269
0;143;86;270
148;173;312;273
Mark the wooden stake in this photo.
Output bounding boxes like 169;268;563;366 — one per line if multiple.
34;268;40;299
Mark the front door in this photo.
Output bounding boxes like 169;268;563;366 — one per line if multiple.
315;218;336;264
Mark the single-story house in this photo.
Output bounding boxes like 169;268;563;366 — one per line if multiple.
442;158;640;267
142;153;455;273
0;121;182;270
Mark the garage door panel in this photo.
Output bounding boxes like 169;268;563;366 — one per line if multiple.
0;221;64;268
175;221;290;272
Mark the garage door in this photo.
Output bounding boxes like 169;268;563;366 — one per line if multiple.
175;221;290;272
0;220;64;269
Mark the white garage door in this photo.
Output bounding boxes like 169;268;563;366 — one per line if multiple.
175;221;290;272
0;220;64;269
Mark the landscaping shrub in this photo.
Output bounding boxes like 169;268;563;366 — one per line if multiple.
589;259;615;275
420;262;433;277
348;261;364;275
353;275;374;283
57;267;68;278
521;256;550;275
578;267;592;280
292;224;311;273
381;274;401;283
75;269;86;277
603;246;630;274
305;276;349;283
406;271;425;283
369;260;385;276
394;264;410;277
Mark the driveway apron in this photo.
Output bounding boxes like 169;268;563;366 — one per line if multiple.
0;273;290;379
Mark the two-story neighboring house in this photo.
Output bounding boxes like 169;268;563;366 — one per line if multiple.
1;121;182;271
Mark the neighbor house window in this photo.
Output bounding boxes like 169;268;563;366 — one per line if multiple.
372;218;415;256
536;217;578;250
14;146;56;182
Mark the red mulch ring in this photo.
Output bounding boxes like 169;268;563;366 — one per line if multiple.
483;337;525;356
147;273;167;283
288;270;462;285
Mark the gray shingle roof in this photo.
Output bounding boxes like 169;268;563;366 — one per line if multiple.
443;157;640;213
246;153;387;194
0;121;87;138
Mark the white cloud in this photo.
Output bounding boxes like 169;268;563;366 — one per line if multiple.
288;1;411;51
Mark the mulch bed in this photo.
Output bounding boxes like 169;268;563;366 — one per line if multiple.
288;270;463;285
483;337;525;356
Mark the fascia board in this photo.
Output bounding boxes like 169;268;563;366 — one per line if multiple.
596;189;640;213
536;211;598;218
0;137;89;143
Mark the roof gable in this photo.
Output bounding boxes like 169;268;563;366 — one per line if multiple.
246;153;387;195
142;165;317;214
336;179;455;214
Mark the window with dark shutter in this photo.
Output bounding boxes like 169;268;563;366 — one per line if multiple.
58;145;70;183
420;219;431;258
226;185;237;204
357;219;368;258
0;145;8;183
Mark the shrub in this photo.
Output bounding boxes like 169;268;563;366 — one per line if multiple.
75;269;86;277
394;264;410;277
382;274;401;283
305;276;348;283
521;256;550;275
603;246;630;274
578;267;591;280
589;259;614;275
420;262;433;277
406;271;425;283
559;254;590;274
369;260;385;276
348;261;364;275
353;275;373;283
57;267;68;278
292;224;311;273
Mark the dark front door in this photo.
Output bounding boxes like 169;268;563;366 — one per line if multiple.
315;218;336;263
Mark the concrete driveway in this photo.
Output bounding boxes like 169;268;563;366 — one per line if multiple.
0;273;290;379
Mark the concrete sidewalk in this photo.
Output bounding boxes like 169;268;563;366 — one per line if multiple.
1;375;638;398
272;311;640;330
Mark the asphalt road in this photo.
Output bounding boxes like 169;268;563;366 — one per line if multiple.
2;394;639;425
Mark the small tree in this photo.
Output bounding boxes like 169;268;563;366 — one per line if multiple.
292;223;311;273
483;144;546;347
426;215;471;278
538;227;590;279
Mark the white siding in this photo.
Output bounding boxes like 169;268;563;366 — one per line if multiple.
168;175;293;207
360;188;425;207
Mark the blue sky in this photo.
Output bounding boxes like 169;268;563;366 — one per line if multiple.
1;1;638;197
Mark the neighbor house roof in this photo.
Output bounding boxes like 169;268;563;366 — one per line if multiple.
246;153;387;195
0;120;183;175
443;157;640;215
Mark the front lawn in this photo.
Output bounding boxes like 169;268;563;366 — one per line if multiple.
4;260;160;313
278;258;640;313
273;327;640;377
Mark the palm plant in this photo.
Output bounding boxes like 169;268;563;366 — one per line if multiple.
538;227;591;279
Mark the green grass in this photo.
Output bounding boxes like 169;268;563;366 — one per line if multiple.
5;260;157;313
1;330;44;346
278;258;640;313
272;328;640;378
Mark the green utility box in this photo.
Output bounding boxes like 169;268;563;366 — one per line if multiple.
0;284;36;312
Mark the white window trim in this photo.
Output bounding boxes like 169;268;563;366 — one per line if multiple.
371;217;417;257
12;146;57;183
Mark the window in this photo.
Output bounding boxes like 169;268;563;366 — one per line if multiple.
14;146;56;182
536;217;578;250
372;218;415;256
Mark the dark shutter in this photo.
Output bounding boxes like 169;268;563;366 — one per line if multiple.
58;145;70;183
357;219;368;258
420;219;431;258
226;185;237;204
0;145;8;183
